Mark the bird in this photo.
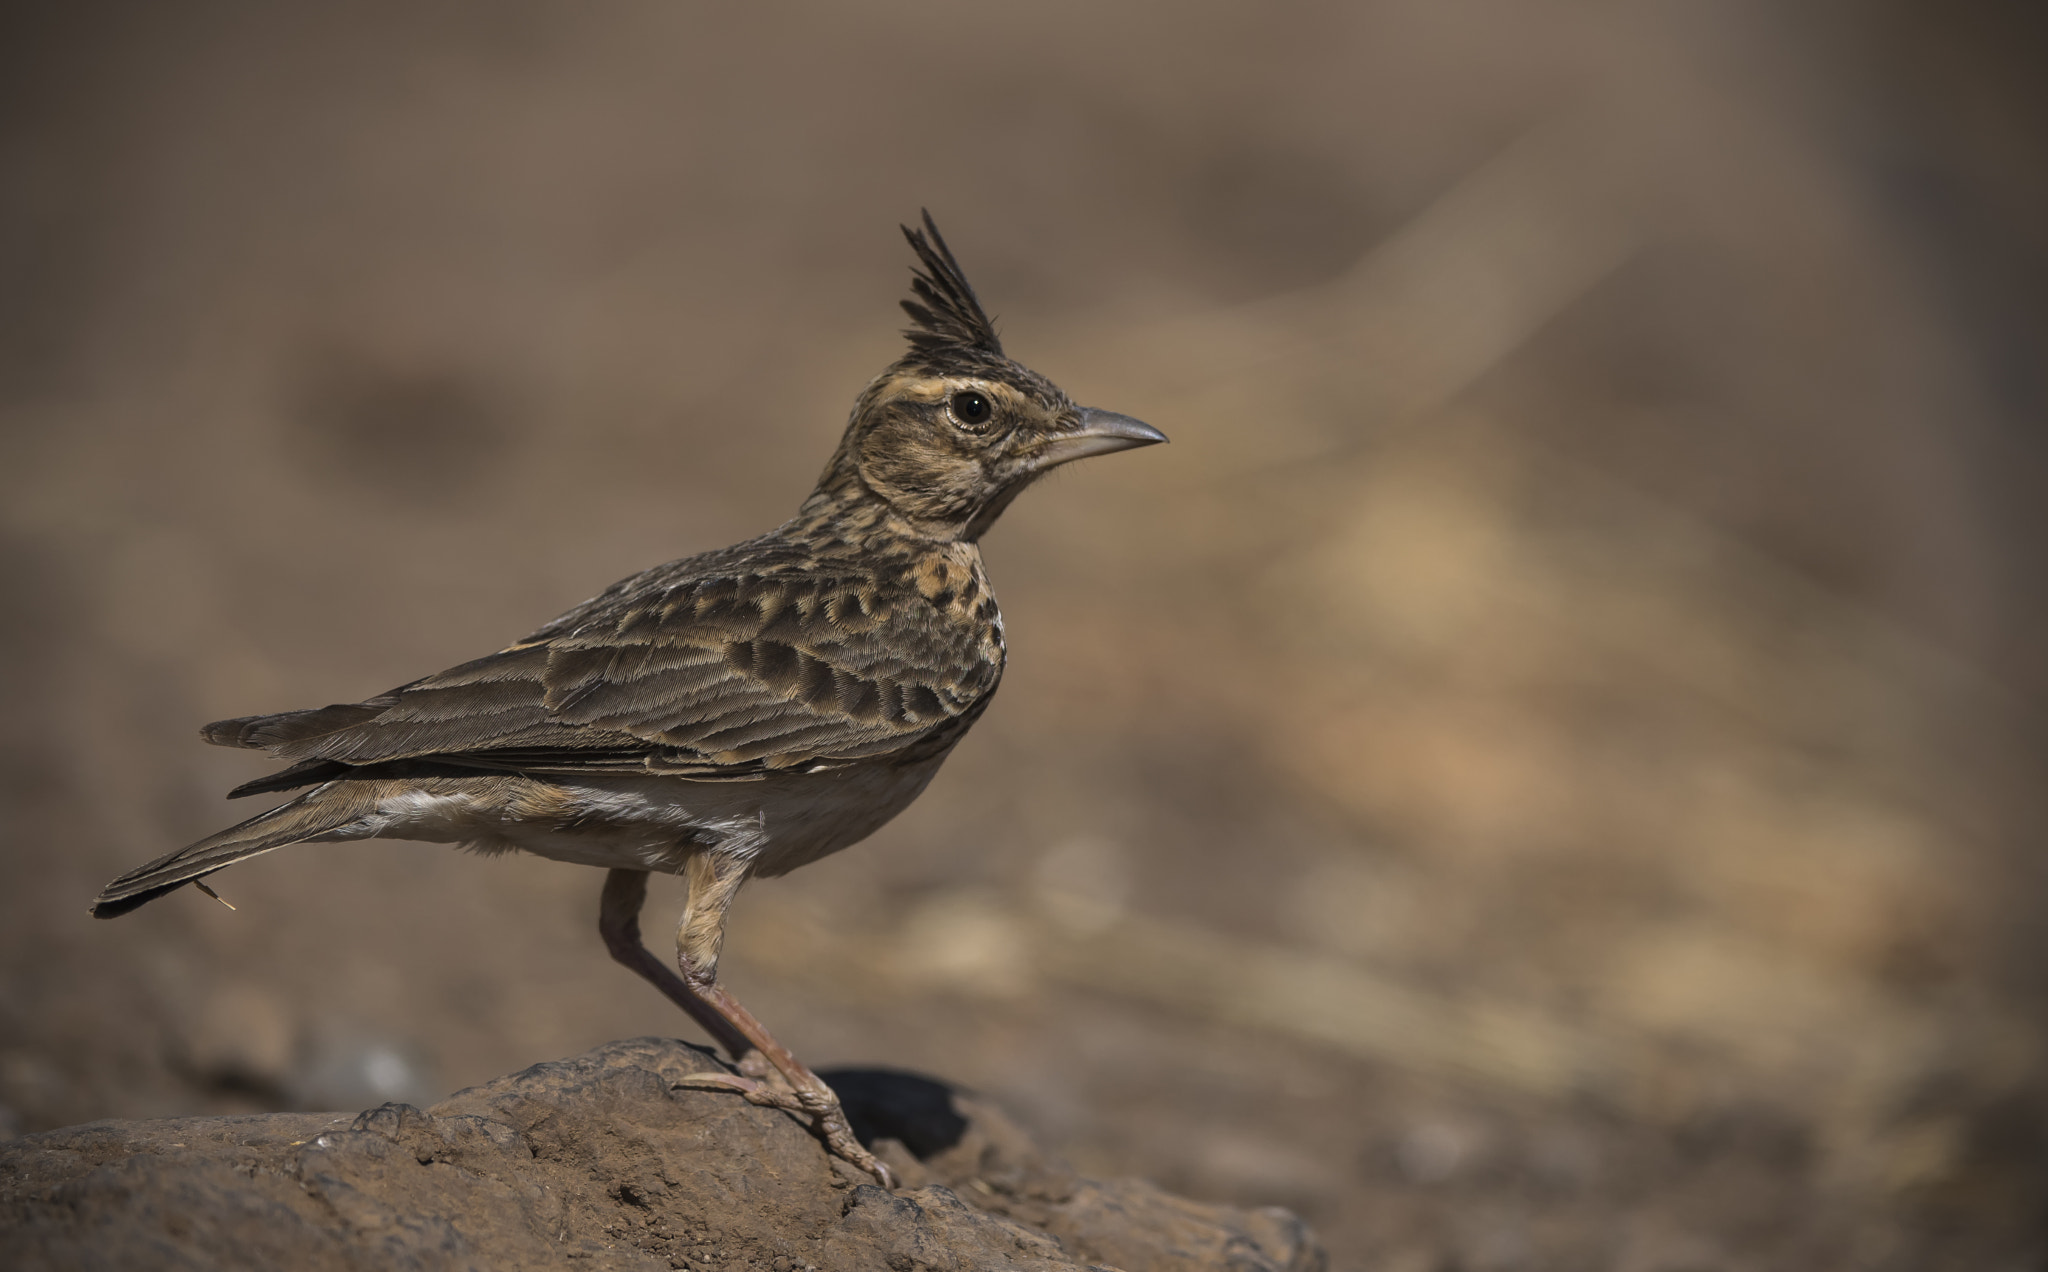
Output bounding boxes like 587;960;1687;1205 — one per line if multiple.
91;213;1166;1186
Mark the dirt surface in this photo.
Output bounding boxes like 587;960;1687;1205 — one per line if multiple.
5;3;2048;1269
0;1036;1321;1271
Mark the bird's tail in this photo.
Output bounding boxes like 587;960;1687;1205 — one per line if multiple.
92;783;375;919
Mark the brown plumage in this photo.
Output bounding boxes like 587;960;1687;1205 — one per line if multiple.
92;213;1165;1185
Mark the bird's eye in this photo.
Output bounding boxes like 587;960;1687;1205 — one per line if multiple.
949;390;994;429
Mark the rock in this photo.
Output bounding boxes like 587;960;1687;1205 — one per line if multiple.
0;1037;1323;1272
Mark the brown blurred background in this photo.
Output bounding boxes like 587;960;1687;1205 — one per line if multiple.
4;2;2048;1267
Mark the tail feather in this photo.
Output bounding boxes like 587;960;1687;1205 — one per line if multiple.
200;700;393;751
226;757;353;799
92;784;374;918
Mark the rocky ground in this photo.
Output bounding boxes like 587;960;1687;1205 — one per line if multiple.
0;1037;1321;1272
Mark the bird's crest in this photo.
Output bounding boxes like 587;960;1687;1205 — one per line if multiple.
900;211;1003;359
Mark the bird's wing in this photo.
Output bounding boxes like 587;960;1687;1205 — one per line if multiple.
204;569;1001;779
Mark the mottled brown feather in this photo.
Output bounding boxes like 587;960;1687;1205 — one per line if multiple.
205;531;1003;787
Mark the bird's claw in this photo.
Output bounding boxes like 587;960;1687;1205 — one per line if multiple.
673;1070;802;1110
672;1070;896;1188
799;1088;897;1189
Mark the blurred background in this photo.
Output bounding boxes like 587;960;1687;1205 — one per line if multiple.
4;1;2047;1267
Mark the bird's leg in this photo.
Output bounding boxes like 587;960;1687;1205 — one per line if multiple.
598;868;756;1064
663;852;897;1188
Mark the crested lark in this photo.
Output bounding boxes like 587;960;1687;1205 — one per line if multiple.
92;214;1165;1185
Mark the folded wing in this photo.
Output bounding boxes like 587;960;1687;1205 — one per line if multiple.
206;568;1000;790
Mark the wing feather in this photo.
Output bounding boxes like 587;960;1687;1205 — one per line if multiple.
207;559;999;782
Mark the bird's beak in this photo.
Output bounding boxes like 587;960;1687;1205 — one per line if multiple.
1030;408;1168;470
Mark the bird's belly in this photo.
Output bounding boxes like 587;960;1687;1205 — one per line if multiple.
734;758;949;878
344;758;946;877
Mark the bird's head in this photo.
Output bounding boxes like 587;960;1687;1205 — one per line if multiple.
807;213;1165;542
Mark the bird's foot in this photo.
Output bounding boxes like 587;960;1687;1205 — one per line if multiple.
798;1088;897;1190
672;1069;802;1111
670;1069;895;1188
